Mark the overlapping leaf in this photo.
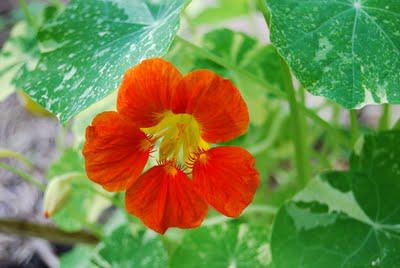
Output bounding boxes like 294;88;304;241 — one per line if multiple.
22;0;186;122
271;131;400;267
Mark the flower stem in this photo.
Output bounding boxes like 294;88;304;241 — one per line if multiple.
378;104;391;131
350;110;359;146
0;148;33;169
18;0;39;31
0;162;45;191
0;218;99;244
280;57;310;189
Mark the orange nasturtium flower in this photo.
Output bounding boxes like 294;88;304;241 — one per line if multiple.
83;58;260;234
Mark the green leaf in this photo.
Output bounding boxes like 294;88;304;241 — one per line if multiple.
22;0;186;122
271;131;400;267
267;1;400;108
190;0;249;24
0;21;39;101
98;225;168;268
60;245;95;268
171;223;271;267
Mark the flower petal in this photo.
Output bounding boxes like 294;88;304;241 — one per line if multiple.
125;163;208;234
83;112;151;191
117;58;183;128
192;146;259;217
172;70;249;143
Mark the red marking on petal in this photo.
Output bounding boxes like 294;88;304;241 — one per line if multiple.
117;58;182;128
83;112;151;192
192;146;259;217
44;211;49;218
125;163;208;234
172;70;249;143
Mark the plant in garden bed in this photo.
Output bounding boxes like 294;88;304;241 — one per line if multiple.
0;0;399;267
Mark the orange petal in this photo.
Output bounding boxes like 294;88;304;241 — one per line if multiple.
117;58;183;128
83;112;151;191
172;70;249;143
125;163;208;234
192;146;260;217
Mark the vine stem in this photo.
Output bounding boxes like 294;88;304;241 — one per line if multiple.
378;104;390;131
280;57;310;188
0;162;45;191
350;110;359;146
18;0;39;31
0;218;99;245
259;0;310;187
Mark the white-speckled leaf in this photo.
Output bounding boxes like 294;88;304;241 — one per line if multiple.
170;223;271;268
98;226;168;268
21;0;186;122
267;0;400;108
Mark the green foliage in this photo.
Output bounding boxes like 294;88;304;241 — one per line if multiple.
0;5;61;101
267;0;400;108
271;131;400;267
98;226;168;268
190;0;250;25
0;21;38;101
21;0;187;122
60;224;168;268
171;223;271;267
60;245;95;268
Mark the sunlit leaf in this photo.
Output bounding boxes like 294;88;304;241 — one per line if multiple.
267;0;400;108
22;0;186;122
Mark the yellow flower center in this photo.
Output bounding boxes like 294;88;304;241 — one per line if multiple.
141;111;209;164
